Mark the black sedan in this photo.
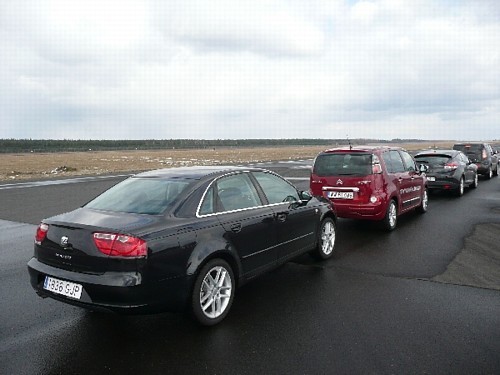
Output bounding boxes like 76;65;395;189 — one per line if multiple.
414;150;478;196
28;166;337;325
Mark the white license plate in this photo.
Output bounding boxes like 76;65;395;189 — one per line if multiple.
328;191;354;199
427;176;436;181
43;276;83;300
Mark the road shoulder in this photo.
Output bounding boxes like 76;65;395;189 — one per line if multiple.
432;223;500;291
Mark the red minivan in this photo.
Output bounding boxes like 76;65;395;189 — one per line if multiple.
310;146;428;230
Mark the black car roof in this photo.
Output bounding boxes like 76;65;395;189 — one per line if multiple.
453;142;487;145
133;166;265;180
415;149;460;157
321;145;402;154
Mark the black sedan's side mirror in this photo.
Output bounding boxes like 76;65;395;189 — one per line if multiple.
299;190;313;202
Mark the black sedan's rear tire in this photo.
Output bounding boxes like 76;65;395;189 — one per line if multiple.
311;217;336;260
191;259;235;326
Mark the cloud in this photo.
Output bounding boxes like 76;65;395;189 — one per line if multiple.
154;0;325;57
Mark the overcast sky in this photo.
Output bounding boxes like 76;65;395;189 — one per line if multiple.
1;0;499;141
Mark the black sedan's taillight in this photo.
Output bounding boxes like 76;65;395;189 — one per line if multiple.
93;232;147;258
35;223;49;245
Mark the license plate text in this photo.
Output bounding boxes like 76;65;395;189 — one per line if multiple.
43;276;83;299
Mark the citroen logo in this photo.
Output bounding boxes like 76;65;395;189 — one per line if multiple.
60;236;69;248
336;179;343;185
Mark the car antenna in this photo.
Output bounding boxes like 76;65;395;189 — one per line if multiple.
347;135;352;150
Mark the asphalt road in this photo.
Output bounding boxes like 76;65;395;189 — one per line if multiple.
0;161;499;374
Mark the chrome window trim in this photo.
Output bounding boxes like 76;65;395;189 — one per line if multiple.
195;171;295;218
197;202;289;218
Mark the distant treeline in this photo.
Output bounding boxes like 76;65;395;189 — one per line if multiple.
0;138;429;153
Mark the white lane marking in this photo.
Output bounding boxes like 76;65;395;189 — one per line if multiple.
0;174;131;190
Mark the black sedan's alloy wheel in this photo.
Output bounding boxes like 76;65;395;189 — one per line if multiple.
191;259;235;326
312;218;336;260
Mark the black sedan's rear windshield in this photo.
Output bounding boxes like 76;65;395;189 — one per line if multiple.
414;155;452;166
314;153;372;176
85;178;192;215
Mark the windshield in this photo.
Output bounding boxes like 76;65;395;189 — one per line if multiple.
85;177;191;215
313;153;372;176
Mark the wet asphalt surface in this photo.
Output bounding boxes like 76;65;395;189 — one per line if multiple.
0;161;499;374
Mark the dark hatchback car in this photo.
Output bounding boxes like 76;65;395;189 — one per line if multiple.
452;142;498;179
28;166;337;325
310;146;428;231
414;150;478;196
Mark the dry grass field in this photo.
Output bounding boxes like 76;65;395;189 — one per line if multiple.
1;141;454;182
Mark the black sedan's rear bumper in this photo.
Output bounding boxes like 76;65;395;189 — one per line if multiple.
27;257;190;314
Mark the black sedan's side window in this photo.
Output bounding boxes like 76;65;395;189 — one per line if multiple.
216;173;261;212
252;171;299;204
199;185;215;215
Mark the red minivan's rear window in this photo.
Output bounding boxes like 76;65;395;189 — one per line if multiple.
313;153;372;176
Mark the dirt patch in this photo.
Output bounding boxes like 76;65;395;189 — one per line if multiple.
0;146;325;182
0;142;454;182
432;223;500;290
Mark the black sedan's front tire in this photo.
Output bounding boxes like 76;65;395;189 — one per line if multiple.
191;259;235;326
311;217;336;260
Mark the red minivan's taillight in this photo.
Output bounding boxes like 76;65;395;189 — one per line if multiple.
372;155;382;174
93;232;147;257
35;223;49;245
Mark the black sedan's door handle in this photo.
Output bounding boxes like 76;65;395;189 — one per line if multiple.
276;213;288;222
230;223;242;233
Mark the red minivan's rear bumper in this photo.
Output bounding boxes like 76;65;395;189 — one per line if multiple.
331;199;387;220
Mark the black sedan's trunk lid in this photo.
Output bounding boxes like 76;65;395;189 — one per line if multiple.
35;208;161;274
